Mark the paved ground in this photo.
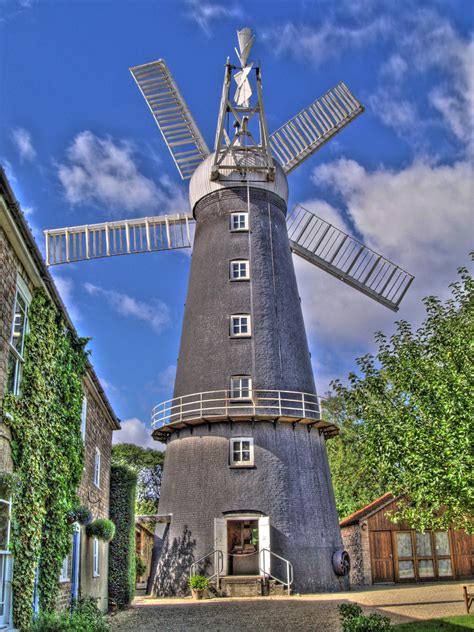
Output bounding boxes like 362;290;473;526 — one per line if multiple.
110;581;470;631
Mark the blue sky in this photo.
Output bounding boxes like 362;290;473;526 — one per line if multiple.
1;0;472;449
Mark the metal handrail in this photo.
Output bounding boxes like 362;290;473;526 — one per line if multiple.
259;548;294;596
189;549;224;587
152;388;320;429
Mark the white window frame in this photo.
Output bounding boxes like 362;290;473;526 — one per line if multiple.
92;538;100;577
7;275;31;395
230;437;254;467
230;259;250;281
93;448;101;488
230;314;251;338
80;395;88;438
230;212;249;232
230;376;252;401
59;554;69;583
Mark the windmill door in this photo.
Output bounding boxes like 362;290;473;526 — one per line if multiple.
214;518;228;576
370;531;394;583
259;516;271;575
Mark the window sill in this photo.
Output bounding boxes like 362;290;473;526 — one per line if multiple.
59;577;70;584
229;335;252;339
93;573;100;578
229;464;256;469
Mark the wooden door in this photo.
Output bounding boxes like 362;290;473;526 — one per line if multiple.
452;530;474;578
370;531;394;582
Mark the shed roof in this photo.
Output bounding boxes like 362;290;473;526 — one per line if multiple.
0;166;120;430
339;492;396;527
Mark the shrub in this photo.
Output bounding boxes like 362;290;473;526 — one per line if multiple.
188;575;209;591
86;519;115;542
28;597;109;631
108;465;137;609
339;603;392;632
136;556;147;580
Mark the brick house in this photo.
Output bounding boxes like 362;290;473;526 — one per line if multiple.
340;493;474;586
135;517;155;590
0;167;120;625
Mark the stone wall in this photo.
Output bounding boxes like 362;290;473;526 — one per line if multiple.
0;227;16;475
78;383;114;612
341;522;372;586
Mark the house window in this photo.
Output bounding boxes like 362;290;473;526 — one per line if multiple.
92;538;100;577
7;276;31;395
230;212;248;232
230;376;252;400
230;315;251;337
93;448;101;488
230;260;250;281
230;437;254;466
59;555;69;583
80;396;87;438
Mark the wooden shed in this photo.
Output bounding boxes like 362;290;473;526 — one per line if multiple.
340;493;474;586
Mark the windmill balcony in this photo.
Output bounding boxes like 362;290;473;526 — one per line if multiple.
151;389;339;441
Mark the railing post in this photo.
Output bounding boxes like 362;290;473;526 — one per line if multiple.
287;560;290;595
302;393;306;419
180;396;183;423
278;392;282;417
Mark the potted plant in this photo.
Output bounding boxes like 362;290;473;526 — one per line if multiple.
188;575;209;600
67;505;93;525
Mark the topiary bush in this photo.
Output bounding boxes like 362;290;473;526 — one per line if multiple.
86;519;115;542
339;603;392;632
108;465;137;609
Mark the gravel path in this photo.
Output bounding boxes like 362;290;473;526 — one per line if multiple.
110;581;468;632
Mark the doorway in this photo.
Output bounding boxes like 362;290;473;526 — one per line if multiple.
228;519;259;575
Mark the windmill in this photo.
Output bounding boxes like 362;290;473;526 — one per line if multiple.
45;28;413;596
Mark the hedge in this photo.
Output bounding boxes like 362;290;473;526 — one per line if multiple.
108;465;137;608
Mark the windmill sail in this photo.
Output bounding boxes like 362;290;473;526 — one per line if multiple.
130;60;210;179
287;205;414;311
270;82;364;174
44;214;193;266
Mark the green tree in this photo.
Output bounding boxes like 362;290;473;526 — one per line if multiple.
332;264;474;532
111;443;164;515
324;394;385;519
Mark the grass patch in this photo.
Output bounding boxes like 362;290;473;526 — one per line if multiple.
393;615;473;631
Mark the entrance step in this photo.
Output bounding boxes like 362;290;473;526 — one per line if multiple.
220;575;265;597
268;578;286;595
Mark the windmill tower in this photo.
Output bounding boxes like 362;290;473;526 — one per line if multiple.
45;28;413;596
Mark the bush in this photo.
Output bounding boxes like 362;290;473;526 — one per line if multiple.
29;597;109;631
136;556;147;580
86;519;115;542
339;603;392;632
188;575;209;591
108;465;137;609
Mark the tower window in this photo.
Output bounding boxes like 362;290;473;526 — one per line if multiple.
230;437;254;467
230;260;250;281
230;376;252;400
230;212;249;231
230;314;251;337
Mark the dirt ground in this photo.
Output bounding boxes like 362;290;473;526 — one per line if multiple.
110;581;471;631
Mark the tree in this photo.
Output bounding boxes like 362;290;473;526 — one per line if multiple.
112;443;164;515
324;394;385;520
332;264;473;532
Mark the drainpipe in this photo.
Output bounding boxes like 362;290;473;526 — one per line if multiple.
70;523;81;607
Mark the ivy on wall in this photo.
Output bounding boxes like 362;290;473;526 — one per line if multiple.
3;289;87;631
108;465;137;609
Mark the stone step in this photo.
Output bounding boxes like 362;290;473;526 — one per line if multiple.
219;575;266;598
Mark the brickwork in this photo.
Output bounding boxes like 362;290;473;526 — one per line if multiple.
341;523;372;586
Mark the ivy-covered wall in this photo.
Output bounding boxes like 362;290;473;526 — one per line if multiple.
2;289;88;631
108;465;137;609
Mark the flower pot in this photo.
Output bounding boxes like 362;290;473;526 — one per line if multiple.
191;589;204;600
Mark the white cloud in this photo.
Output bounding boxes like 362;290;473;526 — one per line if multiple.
11;128;36;161
113;417;160;450
58;131;187;215
147;364;177;397
296;158;473;385
184;0;242;35
84;282;170;334
261;18;390;66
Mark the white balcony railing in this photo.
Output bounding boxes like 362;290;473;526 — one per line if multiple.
151;389;322;431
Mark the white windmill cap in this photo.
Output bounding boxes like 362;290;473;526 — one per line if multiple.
189;152;289;212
